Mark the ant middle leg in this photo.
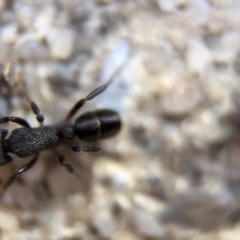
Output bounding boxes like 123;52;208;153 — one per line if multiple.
0;116;30;128
3;154;39;189
30;101;44;126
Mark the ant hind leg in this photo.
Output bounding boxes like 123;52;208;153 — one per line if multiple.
64;48;130;123
52;149;75;174
64;82;111;122
3;154;39;190
71;139;101;153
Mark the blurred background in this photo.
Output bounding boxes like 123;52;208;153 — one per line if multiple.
1;0;240;239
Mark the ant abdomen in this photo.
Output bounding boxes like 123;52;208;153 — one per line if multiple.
75;109;121;141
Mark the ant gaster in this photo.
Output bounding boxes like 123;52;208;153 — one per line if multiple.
0;68;123;190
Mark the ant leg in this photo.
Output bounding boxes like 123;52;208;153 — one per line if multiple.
71;139;101;153
71;140;81;152
0;154;13;167
65;83;111;122
52;149;75;174
81;145;101;152
0;116;30;128
64;47;131;122
0;102;44;128
3;154;39;189
0;130;13;167
30;102;44;126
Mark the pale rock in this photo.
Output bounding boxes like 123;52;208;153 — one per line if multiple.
186;39;212;75
156;0;177;13
46;27;75;60
1;24;18;44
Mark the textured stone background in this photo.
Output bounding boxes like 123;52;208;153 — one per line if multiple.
1;0;240;239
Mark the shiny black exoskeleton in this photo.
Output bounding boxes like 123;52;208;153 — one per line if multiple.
0;80;121;189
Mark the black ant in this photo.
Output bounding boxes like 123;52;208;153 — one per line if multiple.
0;67;123;190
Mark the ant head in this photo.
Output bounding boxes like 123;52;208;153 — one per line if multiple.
74;109;121;141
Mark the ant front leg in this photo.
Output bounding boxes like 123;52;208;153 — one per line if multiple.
0;101;45;128
0;130;13;166
4;154;39;189
0;116;31;128
30;102;44;126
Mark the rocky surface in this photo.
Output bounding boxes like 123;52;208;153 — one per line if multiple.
1;0;240;239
